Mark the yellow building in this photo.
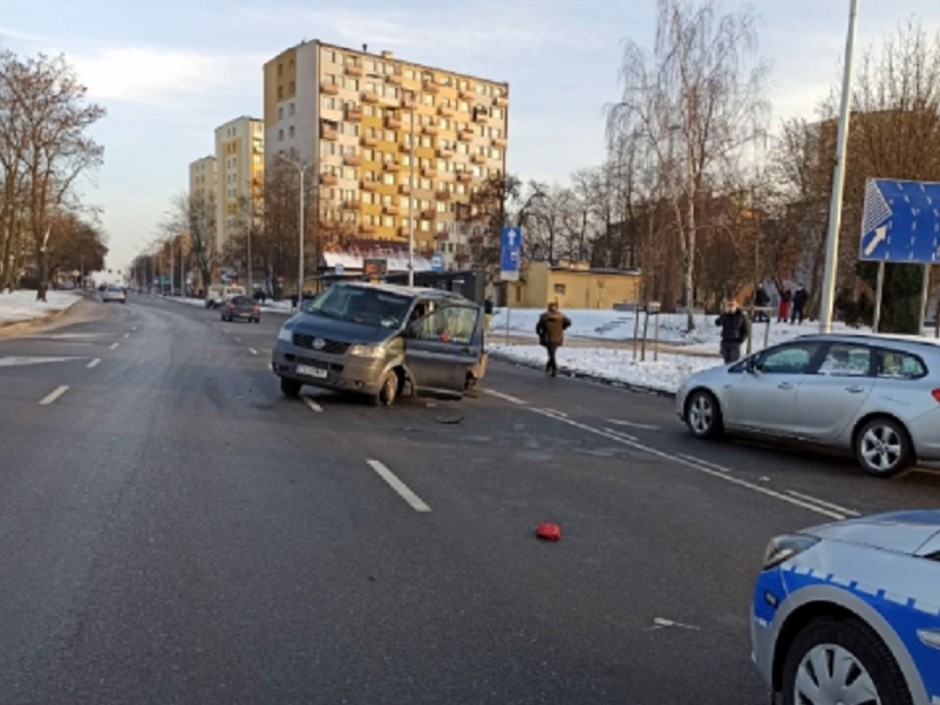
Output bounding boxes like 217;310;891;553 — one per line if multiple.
513;262;642;310
188;155;217;204
215;116;265;255
263;40;509;265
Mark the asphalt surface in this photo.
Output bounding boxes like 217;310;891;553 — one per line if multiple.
0;293;937;705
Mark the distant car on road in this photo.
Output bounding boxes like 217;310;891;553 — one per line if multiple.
206;284;245;309
676;333;940;477
101;285;127;304
751;510;940;705
220;295;260;323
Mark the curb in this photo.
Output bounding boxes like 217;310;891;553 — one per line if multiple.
486;350;677;399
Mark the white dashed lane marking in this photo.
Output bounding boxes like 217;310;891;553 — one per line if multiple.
366;459;432;513
109;342;119;350
482;389;527;405
87;358;101;369
39;385;69;405
303;396;323;413
249;348;258;355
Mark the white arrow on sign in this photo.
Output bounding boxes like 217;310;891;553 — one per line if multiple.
864;226;887;257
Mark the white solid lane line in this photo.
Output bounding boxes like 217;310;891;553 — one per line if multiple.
607;419;661;431
39;385;69;405
482;389;527;405
366;459;432;513
676;453;732;474
248;348;258;355
529;407;846;521
109;342;120;350
303;396;323;413
87;358;101;369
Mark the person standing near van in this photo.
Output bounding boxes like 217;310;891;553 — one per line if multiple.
536;302;571;377
483;295;494;332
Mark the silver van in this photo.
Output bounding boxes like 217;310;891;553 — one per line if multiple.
271;282;487;405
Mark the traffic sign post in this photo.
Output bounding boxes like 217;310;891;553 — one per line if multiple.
500;227;522;344
430;253;444;272
860;178;940;335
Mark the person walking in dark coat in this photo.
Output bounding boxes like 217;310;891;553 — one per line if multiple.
483;295;494;332
791;284;809;324
754;286;770;322
535;302;571;377
716;299;750;364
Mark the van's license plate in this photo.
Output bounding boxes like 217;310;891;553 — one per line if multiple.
296;364;327;379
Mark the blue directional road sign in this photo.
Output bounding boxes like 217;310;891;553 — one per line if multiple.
859;178;940;263
430;252;445;272
500;226;522;281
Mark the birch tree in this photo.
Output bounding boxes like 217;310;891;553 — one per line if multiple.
608;0;768;327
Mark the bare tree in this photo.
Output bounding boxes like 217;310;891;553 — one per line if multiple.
0;52;105;300
608;0;768;327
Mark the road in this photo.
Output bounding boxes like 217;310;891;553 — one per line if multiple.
0;293;937;705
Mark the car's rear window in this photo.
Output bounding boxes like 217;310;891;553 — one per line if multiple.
875;348;927;379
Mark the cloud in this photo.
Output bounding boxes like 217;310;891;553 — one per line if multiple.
69;47;266;106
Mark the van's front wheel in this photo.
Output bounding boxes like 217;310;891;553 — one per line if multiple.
280;377;302;398
377;371;399;406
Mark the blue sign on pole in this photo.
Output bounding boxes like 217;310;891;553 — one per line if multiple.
430;253;445;272
500;226;522;281
859;178;940;263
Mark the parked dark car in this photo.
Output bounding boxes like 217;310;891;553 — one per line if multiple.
220;295;261;323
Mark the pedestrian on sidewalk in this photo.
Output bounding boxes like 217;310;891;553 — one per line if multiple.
536;301;571;377
778;287;791;323
483;294;494;332
791;284;809;324
716;299;750;364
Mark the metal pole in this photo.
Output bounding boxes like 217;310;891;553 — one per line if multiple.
247;216;253;295
298;167;305;306
918;264;931;336
819;0;860;333
407;94;416;287
505;285;511;345
872;260;885;332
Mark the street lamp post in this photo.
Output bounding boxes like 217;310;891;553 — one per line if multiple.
279;153;313;305
404;76;431;287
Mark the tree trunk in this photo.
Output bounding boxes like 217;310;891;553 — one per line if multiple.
36;245;47;302
685;194;696;329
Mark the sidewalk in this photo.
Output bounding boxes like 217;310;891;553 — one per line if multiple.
488;331;722;358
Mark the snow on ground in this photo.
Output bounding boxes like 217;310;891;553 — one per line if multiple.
0;290;83;324
490;307;872;353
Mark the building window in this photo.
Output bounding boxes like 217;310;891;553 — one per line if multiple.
554;284;566;295
278;129;284;141
278;106;284;119
289;103;295;116
278;63;283;76
383;215;395;228
289;81;295;93
278;86;283;99
288;126;294;138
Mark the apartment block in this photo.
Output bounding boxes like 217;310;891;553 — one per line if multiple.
214;116;265;255
263;40;508;268
188;155;217;204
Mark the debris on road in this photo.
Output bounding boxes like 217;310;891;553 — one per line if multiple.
536;522;562;542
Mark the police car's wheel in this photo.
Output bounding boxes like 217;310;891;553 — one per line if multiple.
782;617;913;705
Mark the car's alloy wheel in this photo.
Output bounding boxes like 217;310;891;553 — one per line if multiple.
686;390;722;438
378;371;398;406
782;617;912;705
856;418;910;478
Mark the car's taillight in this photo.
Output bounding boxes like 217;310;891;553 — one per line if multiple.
253;305;260;312
227;303;235;310
933;389;940;404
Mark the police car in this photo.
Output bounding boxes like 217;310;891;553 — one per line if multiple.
751;510;940;705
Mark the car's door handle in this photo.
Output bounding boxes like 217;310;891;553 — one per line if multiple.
845;386;866;394
777;382;794;390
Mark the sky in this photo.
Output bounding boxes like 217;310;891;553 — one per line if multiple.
3;0;940;272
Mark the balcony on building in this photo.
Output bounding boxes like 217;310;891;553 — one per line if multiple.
456;171;472;183
421;166;437;178
361;180;379;192
320;173;338;186
399;184;412;195
360;223;377;235
321;125;339;141
494;95;508;108
383;204;400;216
361;91;379;104
384;114;402;130
342;198;361;210
458;129;475;142
471;153;486;165
422;124;439;136
435;230;449;241
493;137;507;148
435;189;452;201
468;233;485;245
345;106;363;122
420;208;435;220
345;63;363;77
321;83;340;95
343;153;361;166
422;80;439;95
436;147;454;159
398;226;411;238
387;72;403;86
438;105;454;118
383;161;401;173
361;135;378;147
459;88;474;101
455;251;470;262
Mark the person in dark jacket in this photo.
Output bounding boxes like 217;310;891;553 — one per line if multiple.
716;299;750;364
791;284;809;324
535;302;571;377
483;295;494;331
754;286;770;322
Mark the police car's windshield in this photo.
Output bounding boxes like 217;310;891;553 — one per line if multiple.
304;285;411;328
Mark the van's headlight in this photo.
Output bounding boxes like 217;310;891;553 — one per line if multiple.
348;343;383;359
277;327;293;343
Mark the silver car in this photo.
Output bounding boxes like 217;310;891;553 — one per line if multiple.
676;334;940;477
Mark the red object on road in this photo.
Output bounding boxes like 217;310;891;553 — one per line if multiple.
536;522;562;542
